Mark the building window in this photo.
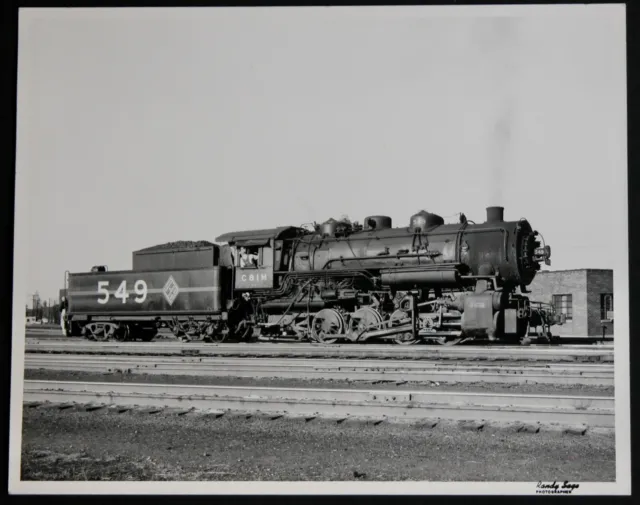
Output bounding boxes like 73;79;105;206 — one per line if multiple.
601;293;613;320
553;294;573;321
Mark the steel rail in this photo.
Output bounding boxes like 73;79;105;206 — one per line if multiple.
24;340;614;362
24;354;615;386
22;379;615;427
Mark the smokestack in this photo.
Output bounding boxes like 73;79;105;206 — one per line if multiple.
486;206;504;223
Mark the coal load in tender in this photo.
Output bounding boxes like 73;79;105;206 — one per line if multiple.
138;240;215;251
132;241;218;271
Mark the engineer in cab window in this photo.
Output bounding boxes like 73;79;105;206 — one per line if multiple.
239;247;259;268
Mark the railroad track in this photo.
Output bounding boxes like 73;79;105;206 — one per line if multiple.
24;328;616;347
24;340;614;363
22;379;615;428
24;354;615;386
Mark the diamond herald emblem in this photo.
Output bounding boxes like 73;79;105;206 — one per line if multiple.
162;276;180;306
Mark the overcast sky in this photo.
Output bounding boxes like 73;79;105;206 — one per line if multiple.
15;5;627;304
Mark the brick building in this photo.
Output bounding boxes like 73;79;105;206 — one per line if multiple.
526;269;614;337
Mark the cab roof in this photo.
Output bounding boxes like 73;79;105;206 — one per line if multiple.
215;226;304;247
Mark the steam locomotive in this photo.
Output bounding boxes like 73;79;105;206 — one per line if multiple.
61;206;559;345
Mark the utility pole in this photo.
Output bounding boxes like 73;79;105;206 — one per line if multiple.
32;291;40;321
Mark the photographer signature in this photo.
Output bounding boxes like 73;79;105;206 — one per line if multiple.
536;481;580;494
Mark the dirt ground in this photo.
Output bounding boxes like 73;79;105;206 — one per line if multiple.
21;404;615;482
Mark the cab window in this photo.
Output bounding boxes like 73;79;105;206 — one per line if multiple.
274;240;293;271
238;247;259;268
260;246;273;268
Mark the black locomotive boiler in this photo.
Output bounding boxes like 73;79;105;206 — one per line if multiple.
62;206;553;345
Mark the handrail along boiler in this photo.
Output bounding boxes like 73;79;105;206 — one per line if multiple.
62;206;553;345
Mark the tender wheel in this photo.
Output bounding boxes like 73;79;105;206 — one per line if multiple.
181;331;206;343
171;324;185;340
112;325;129;342
139;327;157;342
88;324;110;342
311;309;344;344
207;327;228;343
203;323;225;343
389;310;419;345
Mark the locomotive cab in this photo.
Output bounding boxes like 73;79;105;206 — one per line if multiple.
215;226;305;292
234;242;274;290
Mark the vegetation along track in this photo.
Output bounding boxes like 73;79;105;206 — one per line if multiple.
24;354;614;386
23;379;615;430
24;340;614;363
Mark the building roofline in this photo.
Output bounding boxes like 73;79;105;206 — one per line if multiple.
535;268;613;274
